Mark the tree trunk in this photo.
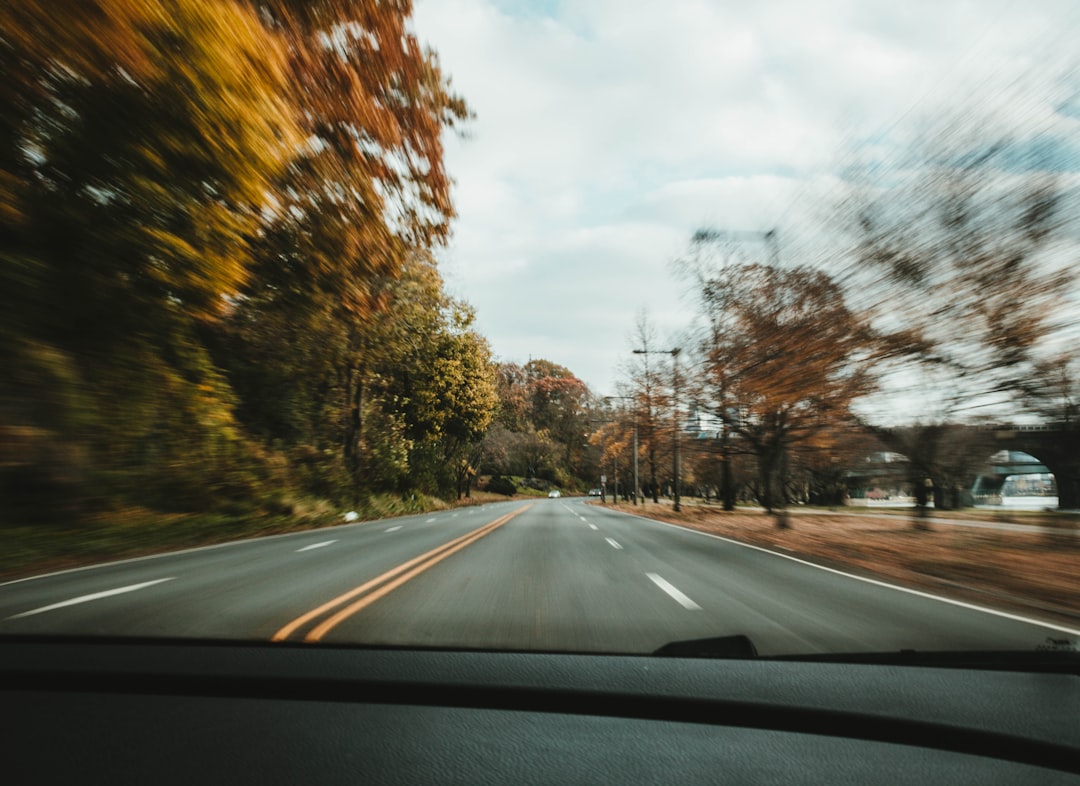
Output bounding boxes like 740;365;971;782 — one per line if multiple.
344;366;364;508
720;439;735;511
772;449;790;529
759;442;789;529
912;477;932;530
649;447;659;503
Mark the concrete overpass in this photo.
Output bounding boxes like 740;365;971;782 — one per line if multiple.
977;423;1080;509
846;422;1079;510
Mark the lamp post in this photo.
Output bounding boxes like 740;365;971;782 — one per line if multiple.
604;396;639;505
632;347;681;512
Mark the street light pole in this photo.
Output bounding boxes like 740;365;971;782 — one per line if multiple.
633;347;682;513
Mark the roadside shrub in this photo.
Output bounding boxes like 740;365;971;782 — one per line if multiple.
486;475;517;496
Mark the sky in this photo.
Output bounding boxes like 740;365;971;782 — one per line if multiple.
411;0;1079;397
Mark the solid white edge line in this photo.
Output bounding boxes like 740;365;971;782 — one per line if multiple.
5;578;176;620
0;500;520;590
296;540;336;552
646;572;702;610
613;508;1080;637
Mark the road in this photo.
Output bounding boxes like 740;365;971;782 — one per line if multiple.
1;498;1076;655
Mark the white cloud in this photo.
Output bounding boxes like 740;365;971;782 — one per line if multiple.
414;0;1080;393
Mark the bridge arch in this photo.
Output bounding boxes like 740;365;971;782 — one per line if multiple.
971;449;1057;509
977;425;1080;510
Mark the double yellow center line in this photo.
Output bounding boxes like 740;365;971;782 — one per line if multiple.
272;504;531;643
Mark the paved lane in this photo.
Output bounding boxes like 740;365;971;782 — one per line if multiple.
316;498;1079;655
0;501;523;639
580;502;1079;655
1;497;1075;655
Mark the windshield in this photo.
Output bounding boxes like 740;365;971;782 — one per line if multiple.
1;0;1078;659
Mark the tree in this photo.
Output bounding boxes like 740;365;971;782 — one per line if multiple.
217;0;471;504
1;0;299;513
3;0;296;331
481;359;597;488
1;0;479;519
1025;354;1077;427
844;109;1076;415
525;360;592;474
250;0;468;319
493;363;532;432
697;264;877;527
380;300;498;498
623;311;670;503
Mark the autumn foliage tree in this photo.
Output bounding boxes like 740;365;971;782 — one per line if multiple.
696;264;877;526
0;0;483;521
1;0;300;514
217;0;472;500
247;0;467;314
482;360;598;488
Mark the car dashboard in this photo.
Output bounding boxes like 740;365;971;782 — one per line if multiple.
2;637;1079;784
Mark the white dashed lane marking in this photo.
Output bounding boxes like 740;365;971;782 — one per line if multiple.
5;578;177;620
646;573;702;611
297;540;336;552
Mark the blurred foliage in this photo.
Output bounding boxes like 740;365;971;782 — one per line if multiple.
0;0;487;525
844;109;1077;411
480;359;601;490
662;88;1080;519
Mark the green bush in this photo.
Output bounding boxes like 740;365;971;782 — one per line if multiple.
486;475;517;496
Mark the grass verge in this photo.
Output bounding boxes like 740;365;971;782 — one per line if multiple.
0;492;457;582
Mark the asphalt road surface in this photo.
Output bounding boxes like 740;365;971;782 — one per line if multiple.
1;498;1076;655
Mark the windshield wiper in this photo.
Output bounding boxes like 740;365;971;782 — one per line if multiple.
652;634;759;659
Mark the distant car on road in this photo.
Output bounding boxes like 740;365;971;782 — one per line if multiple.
548;489;561;498
588;488;602;497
